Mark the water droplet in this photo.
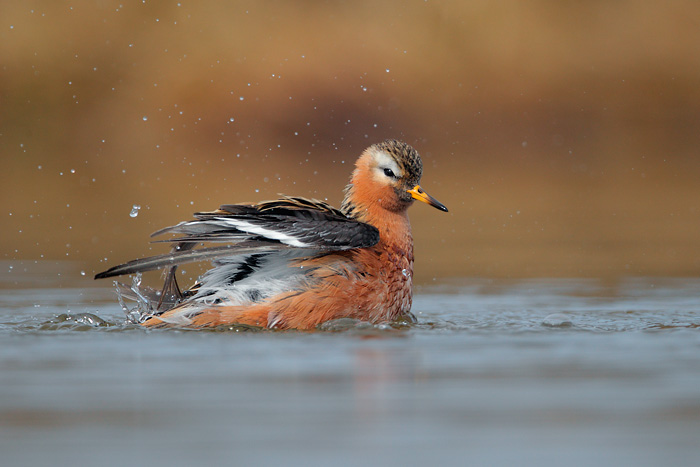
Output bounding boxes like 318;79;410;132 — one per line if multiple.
129;204;141;217
80;270;86;276
402;268;408;277
142;116;148;121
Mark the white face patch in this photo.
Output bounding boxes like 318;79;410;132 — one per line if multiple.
372;150;402;182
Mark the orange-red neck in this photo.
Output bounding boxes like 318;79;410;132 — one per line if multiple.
342;155;413;251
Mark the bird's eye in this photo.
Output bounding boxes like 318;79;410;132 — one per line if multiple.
383;168;396;178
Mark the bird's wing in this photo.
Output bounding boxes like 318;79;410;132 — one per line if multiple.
152;195;379;250
94;196;378;280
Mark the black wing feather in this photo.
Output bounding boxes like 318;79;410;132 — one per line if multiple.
95;195;378;280
94;243;284;279
156;196;379;250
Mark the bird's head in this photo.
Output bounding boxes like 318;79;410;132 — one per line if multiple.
352;139;448;214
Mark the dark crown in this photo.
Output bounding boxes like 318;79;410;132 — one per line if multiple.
372;139;423;182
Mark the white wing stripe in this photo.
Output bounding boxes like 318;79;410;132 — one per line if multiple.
215;217;311;248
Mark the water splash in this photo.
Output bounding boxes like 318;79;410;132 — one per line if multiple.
116;273;157;324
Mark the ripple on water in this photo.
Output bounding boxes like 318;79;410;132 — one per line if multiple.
1;275;700;335
38;313;110;331
1;272;700;467
541;313;574;328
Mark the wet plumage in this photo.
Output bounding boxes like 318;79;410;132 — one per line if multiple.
95;139;448;330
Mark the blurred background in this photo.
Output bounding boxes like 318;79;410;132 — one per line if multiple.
2;0;699;283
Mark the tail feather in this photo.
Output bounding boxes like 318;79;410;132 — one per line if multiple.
94;242;285;279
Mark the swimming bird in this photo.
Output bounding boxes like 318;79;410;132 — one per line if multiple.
95;139;448;330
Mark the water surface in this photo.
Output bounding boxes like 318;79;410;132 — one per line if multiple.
2;263;700;466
